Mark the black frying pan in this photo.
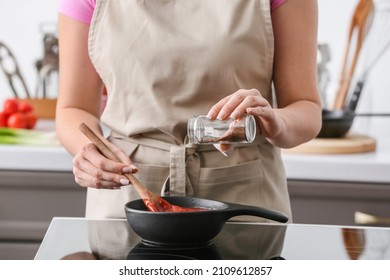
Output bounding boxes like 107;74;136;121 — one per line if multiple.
125;196;288;247
318;109;390;138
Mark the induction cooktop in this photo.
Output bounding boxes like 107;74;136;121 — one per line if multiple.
35;218;390;260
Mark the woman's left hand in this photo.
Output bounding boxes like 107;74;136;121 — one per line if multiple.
207;88;283;145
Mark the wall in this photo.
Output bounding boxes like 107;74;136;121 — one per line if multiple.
0;0;58;102
0;0;389;138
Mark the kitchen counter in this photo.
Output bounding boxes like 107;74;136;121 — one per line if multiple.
1;120;390;183
281;137;390;183
35;217;390;260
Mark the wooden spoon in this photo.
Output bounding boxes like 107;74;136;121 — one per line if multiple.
333;0;374;110
341;228;365;260
79;123;203;212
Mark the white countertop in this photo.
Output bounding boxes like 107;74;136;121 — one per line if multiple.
0;120;73;172
281;138;390;183
1;120;390;184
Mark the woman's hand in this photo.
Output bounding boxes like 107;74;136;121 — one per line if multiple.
207;88;283;143
72;141;138;189
208;85;321;149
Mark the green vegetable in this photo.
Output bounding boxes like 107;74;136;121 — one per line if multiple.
0;127;58;146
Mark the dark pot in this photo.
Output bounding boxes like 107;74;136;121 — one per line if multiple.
318;109;390;138
317;109;355;138
125;196;288;247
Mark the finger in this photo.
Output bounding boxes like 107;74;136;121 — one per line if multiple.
75;176;123;189
229;94;270;120
207;94;232;119
105;141;138;172
246;107;282;138
246;106;275;122
82;143;135;174
217;89;264;120
73;154;130;186
97;139;139;173
73;156;129;185
74;144;132;187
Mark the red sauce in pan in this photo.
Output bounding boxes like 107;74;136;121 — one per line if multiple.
144;197;207;213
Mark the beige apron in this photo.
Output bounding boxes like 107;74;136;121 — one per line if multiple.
87;0;292;221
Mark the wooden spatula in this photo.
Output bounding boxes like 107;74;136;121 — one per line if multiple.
79;123;169;212
333;0;374;110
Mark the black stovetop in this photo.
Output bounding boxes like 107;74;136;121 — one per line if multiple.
35;218;390;260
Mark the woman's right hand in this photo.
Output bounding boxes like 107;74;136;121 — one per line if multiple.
72;141;138;189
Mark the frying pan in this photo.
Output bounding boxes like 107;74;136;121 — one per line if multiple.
318;109;390;138
125;196;288;247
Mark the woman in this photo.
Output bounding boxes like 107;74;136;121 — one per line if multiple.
57;0;322;219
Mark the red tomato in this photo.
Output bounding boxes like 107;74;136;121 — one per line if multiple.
18;101;34;113
0;111;7;127
25;111;38;129
7;112;28;129
3;99;19;116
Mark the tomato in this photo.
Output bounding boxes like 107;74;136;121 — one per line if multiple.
18;101;34;113
7;112;28;129
25;111;38;129
0;111;7;127
1;99;38;129
3;99;19;116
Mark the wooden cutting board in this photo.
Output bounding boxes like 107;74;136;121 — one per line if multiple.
283;134;376;154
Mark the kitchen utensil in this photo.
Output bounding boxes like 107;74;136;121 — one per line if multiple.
125;196;288;246
355;211;390;226
0;41;30;98
345;7;390;112
317;43;331;108
79;123;181;212
342;228;365;260
318;109;390;138
333;0;374;110
35;29;59;99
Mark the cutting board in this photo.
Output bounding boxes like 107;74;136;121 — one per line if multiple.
283;134;376;154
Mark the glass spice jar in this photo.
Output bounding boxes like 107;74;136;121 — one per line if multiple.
187;115;256;144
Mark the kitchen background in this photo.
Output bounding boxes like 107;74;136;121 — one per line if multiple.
0;0;389;138
1;0;390;260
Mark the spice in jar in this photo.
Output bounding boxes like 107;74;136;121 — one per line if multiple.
187;115;256;144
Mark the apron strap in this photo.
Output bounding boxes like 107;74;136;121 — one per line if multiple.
168;145;187;196
162;142;200;196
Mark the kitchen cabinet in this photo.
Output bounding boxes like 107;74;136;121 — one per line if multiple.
288;179;390;226
0;170;86;260
283;138;390;226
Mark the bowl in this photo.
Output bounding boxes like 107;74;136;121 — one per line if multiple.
317;109;355;138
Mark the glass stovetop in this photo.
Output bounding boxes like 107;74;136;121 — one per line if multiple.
35;218;390;260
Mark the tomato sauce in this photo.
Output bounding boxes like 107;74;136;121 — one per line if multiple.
143;197;207;213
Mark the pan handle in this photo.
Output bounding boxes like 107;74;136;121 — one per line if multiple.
222;203;289;223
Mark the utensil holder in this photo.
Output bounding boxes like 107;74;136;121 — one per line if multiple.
19;98;57;119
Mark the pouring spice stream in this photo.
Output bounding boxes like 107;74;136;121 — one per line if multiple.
79;123;206;213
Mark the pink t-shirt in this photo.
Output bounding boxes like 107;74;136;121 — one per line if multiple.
59;0;286;24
